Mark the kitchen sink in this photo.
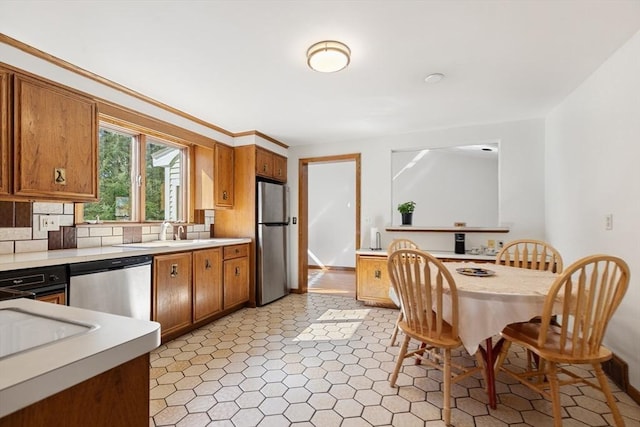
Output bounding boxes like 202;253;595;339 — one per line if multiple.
0;308;93;359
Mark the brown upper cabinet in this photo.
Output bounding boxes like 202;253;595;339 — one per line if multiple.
255;146;287;182
0;69;10;196
215;143;234;208
193;145;214;210
13;73;98;201
273;154;287;182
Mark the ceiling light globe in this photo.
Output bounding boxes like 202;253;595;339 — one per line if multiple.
307;40;351;73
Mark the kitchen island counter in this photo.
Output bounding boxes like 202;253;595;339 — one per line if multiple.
0;298;160;420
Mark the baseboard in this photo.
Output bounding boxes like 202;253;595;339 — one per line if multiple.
308;265;355;272
602;352;640;405
603;353;629;390
628;384;640;404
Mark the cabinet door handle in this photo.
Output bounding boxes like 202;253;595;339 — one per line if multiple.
222;191;228;200
235;248;239;254
205;259;211;270
263;164;267;172
374;269;381;279
235;266;240;276
278;168;282;176
170;264;179;277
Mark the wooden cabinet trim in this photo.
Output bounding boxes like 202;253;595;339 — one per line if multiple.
0;68;10;195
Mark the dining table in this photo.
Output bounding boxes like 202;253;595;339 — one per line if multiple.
440;261;559;409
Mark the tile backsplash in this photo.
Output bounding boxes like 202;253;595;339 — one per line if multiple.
0;201;215;255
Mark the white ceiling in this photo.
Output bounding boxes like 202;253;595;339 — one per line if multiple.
2;1;640;147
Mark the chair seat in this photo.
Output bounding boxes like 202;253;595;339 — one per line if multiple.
399;319;461;349
502;322;613;364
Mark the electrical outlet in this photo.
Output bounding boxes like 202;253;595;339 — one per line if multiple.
605;214;613;231
39;215;60;231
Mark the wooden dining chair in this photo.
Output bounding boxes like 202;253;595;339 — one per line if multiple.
496;239;564;368
388;249;484;426
387;239;418;346
496;254;630;427
495;239;563;273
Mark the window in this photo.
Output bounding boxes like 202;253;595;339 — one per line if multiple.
82;124;188;223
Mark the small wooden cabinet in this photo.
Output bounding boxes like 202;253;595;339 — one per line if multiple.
273;154;287;181
255;146;287;182
37;292;66;305
153;252;193;340
13;74;98;201
223;244;249;309
256;147;273;179
193;247;223;323
193;145;214;210
356;255;394;307
356;252;495;307
0;68;10;196
214;143;234;208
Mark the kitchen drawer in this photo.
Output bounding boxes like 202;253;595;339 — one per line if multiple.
224;244;248;260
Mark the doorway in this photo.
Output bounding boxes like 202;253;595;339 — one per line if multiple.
297;153;361;295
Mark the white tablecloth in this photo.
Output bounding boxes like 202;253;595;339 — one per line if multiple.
442;262;558;355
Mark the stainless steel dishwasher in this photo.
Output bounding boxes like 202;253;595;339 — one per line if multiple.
68;255;152;320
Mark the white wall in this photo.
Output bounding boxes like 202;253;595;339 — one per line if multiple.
392;148;499;227
288;118;547;288
308;162;356;268
546;29;640;389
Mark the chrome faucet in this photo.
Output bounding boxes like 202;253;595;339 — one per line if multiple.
176;225;184;240
160;221;171;241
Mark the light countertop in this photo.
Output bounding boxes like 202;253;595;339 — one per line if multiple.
0;298;160;418
356;248;497;261
0;238;252;272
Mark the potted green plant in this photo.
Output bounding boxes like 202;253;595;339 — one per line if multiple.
397;201;416;225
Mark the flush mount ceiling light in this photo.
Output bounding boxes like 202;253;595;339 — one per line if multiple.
424;72;445;84
307;40;351;73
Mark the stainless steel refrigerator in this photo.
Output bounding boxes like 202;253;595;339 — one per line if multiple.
257;181;289;306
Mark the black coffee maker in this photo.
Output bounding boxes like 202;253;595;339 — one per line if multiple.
454;233;465;254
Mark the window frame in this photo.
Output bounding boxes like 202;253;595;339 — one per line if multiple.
76;116;192;224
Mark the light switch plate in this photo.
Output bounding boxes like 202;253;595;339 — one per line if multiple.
39;215;60;231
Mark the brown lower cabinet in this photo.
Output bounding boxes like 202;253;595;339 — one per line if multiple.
223;245;249;309
153;244;249;342
153;252;193;340
0;353;149;427
193;248;223;323
36;292;66;305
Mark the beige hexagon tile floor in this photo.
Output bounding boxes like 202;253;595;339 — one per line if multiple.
149;293;640;426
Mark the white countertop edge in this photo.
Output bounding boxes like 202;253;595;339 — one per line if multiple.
0;299;161;418
356;249;497;261
0;237;252;272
